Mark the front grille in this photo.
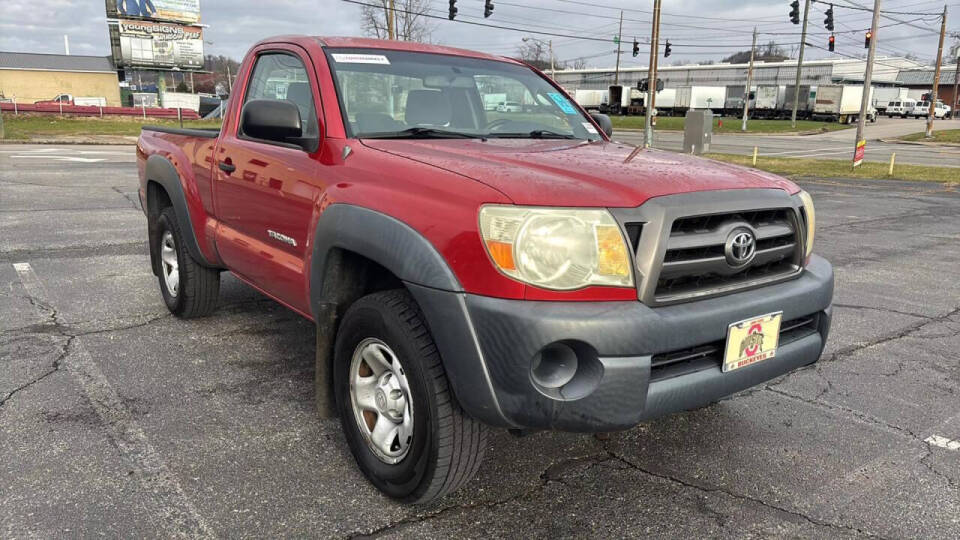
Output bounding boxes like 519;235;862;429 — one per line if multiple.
649;313;820;382
654;208;802;302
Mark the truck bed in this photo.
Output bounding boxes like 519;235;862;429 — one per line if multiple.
141;125;220;138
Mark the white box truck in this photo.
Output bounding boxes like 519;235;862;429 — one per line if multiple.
573;89;605;111
753;85;785;118
813;85;876;123
675;86;726;113
872;87;908;113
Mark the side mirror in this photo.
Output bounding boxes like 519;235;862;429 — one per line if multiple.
241;99;315;151
590;113;614;137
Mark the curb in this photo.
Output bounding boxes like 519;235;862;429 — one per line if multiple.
878;137;960;148
613;127;842;137
0;137;137;146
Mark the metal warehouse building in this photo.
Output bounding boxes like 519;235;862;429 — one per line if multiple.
553;56;926;91
0;52;122;106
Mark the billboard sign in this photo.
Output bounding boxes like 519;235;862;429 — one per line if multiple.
108;0;201;24
115;19;204;70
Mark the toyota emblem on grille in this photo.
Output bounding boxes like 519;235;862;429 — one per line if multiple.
725;229;756;267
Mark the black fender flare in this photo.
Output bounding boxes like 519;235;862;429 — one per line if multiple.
144;154;217;268
308;204;462;315
309;204;465;418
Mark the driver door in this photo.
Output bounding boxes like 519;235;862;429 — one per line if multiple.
213;46;325;315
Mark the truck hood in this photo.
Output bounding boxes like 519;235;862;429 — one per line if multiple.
360;139;798;207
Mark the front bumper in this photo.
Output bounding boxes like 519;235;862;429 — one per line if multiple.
408;255;833;432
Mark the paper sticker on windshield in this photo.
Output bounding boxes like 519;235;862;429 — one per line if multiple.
547;92;577;115
582;122;598;134
331;53;390;65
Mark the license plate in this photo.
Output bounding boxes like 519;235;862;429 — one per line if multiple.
723;312;782;373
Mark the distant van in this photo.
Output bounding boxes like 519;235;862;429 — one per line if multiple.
886;98;916;118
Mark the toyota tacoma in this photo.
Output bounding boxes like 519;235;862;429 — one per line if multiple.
136;36;833;503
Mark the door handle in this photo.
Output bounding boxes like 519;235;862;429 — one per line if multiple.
218;160;235;173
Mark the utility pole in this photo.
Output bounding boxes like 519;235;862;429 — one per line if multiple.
549;39;555;80
742;27;757;132
926;5;948;137
854;0;881;167
226;64;233;93
387;0;396;40
614;10;623;84
953;54;959;121
643;0;662;148
791;0;811;128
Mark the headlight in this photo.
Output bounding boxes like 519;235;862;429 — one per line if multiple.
479;206;633;290
797;190;816;258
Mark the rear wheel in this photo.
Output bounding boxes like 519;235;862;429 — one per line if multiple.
334;289;487;503
153;207;220;317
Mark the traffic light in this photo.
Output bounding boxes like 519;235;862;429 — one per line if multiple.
789;1;800;24
824;4;834;31
448;0;457;20
484;0;493;18
828;34;835;52
864;30;872;49
632;40;639;57
664;40;672;58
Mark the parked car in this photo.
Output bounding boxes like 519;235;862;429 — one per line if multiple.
34;93;107;107
886;98;916;118
912;101;948;119
496;101;522;112
137;36;833;504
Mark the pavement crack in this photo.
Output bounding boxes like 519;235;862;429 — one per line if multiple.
764;387;924;443
599;442;886;538
821;306;960;364
919;444;960;490
0;335;74;409
112;186;141;210
832;303;934;320
343;451;610;539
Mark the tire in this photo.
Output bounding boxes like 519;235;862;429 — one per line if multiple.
333;289;487;503
153;206;220;317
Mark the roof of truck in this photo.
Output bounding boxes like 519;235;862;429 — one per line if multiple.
255;35;520;64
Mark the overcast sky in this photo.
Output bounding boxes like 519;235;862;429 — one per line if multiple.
0;0;956;69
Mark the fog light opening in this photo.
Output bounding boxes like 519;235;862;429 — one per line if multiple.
531;342;578;389
530;340;603;401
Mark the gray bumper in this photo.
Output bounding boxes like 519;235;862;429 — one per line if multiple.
408;255;833;432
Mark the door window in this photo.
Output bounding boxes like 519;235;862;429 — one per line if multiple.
244;53;319;138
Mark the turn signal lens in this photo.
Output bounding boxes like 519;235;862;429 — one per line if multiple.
479;206;634;290
596;225;630;277
485;240;516;271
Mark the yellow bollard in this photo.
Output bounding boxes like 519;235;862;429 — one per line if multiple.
752;146;758;166
888;152;896;176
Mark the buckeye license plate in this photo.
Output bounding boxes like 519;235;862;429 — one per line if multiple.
723;312;782;373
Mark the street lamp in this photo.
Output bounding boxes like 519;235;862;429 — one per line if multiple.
522;36;555;80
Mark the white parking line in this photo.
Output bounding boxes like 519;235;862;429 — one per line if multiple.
925;435;960;451
10;155;106;163
12;262;215;539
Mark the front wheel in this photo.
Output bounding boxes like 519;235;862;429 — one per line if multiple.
334;289;487;503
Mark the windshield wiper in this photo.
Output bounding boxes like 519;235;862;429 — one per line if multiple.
361;127;485;139
487;129;580;140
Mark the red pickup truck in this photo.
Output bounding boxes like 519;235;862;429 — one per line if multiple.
137;36;833;503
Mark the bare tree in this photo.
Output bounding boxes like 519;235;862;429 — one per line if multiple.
361;0;434;42
572;57;587;70
516;40;551;71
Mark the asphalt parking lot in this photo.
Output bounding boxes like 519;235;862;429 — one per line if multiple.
2;144;959;538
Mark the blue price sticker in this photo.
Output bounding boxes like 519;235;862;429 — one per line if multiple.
547;92;577;115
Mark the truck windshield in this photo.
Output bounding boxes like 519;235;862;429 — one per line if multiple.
325;48;601;141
